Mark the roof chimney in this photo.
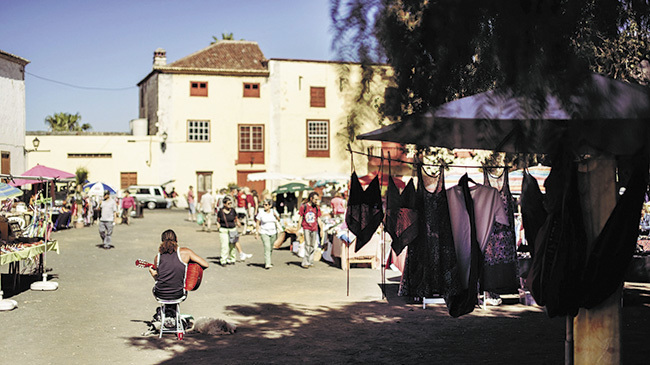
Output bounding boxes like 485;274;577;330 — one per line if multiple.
153;48;166;66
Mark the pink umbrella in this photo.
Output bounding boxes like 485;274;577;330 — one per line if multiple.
9;164;75;186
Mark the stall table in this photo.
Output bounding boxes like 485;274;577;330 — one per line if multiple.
332;233;385;271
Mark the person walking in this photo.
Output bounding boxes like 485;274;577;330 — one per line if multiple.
255;199;280;269
186;186;196;222
99;191;118;249
330;192;346;218
199;190;215;232
121;190;135;225
216;197;240;265
297;192;323;268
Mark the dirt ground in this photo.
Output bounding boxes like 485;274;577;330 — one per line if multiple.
1;209;649;364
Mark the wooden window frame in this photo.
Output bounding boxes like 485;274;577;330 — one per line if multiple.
1;151;10;175
243;83;260;98
187;120;210;142
238;124;264;164
190;81;208;97
306;119;329;157
310;86;326;107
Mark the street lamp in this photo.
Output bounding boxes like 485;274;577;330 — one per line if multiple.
25;137;47;153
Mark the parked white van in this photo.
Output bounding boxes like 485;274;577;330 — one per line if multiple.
127;185;170;210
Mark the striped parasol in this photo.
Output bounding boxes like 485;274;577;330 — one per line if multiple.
0;182;24;200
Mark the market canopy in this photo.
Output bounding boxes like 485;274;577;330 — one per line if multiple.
83;182;117;196
9;164;76;186
0;182;24;200
358;73;650;155
272;182;314;195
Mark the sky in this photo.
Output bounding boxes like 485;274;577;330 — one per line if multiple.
0;0;336;132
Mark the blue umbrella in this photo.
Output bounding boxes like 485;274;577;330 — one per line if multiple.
0;182;23;200
83;182;117;196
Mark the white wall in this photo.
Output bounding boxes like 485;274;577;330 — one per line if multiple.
0;55;27;174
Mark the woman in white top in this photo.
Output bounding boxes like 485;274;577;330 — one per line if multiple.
255;199;280;269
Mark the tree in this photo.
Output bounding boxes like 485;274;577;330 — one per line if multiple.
211;32;236;44
331;0;650;120
331;0;650;167
44;112;91;132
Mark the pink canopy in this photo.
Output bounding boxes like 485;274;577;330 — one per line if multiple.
9;164;75;186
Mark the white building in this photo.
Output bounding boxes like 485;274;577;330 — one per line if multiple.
0;49;30;175
26;41;394;201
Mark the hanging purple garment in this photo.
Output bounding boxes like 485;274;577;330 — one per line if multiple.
481;170;519;294
345;171;384;252
385;177;418;255
399;166;463;314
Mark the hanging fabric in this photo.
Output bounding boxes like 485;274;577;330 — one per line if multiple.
446;174;483;316
526;149;588;318
385;177;418;255
345;171;384;252
520;168;547;258
399;165;463;308
481;168;519;294
447;174;509;289
580;154;648;308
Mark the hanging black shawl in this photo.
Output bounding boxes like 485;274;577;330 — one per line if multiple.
345;171;384;252
520;170;547;258
385;177;418;255
481;170;519;294
526;151;588;318
580;154;648;308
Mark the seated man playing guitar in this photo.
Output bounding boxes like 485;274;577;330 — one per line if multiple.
149;229;209;300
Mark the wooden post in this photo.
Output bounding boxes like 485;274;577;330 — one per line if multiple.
574;154;620;364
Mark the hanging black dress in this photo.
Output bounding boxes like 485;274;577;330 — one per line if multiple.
385;177;418;255
481;169;519;294
345;171;384;251
399;166;463;315
520;170;547;258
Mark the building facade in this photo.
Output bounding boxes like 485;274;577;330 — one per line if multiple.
26;41;390;201
0;49;30;176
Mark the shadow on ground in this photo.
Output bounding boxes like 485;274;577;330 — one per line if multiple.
122;283;650;364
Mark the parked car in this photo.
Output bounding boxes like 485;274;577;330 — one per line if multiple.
128;185;169;210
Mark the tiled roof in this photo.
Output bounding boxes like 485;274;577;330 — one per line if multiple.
166;41;267;73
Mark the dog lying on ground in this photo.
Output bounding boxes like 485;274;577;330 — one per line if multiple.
143;316;236;336
190;317;237;335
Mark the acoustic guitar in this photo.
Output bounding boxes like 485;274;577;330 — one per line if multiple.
135;259;204;291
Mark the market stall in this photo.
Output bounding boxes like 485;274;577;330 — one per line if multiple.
0;174;63;310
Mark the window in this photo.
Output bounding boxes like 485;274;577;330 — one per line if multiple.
306;120;329;157
1;151;9;175
190;81;208;97
310;86;325;107
187;120;210;142
196;171;213;201
243;83;260;97
68;153;112;158
239;125;264;151
238;125;264;164
120;172;137;189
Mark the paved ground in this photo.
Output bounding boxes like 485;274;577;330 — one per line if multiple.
2;209;649;364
